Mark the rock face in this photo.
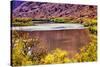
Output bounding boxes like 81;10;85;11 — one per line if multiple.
12;1;97;19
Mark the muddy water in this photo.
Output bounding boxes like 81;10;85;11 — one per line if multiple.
12;24;90;58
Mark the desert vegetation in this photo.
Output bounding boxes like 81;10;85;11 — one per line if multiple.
12;18;33;26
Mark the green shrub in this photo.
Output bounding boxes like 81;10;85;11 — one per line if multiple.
51;17;66;23
12;17;33;26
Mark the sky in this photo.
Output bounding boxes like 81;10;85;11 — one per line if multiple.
11;1;24;10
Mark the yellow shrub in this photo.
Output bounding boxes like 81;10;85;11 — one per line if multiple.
41;48;71;64
73;35;97;62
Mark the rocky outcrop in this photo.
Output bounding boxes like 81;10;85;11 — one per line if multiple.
12;1;97;19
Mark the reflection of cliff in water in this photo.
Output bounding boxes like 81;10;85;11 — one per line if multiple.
12;24;90;58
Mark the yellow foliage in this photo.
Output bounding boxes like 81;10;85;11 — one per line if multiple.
73;35;97;62
41;48;71;64
12;39;33;66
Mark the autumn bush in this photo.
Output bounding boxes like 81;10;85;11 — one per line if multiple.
12;39;33;66
12;38;72;66
72;18;97;62
73;38;97;62
12;36;72;66
82;18;97;35
12;17;33;23
12;31;48;66
40;48;71;64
